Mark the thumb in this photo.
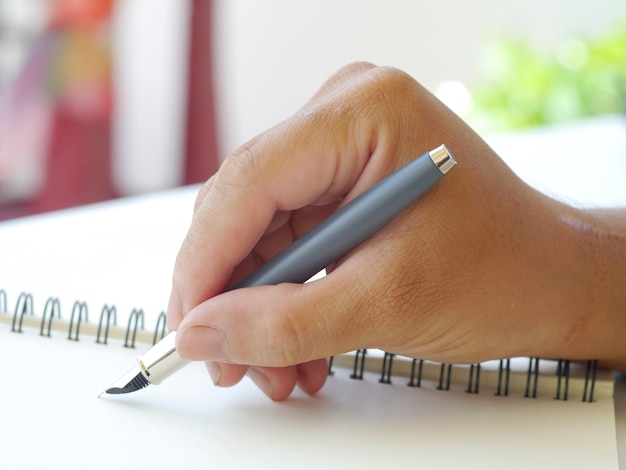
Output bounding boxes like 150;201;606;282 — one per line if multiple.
175;276;367;366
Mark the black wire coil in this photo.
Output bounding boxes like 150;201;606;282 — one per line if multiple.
0;288;603;402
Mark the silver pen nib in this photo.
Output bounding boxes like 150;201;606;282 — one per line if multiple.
101;332;187;397
101;365;150;396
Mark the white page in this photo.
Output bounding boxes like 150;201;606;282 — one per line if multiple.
0;324;618;470
0;186;196;327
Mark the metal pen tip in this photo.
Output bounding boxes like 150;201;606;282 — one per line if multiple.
101;366;151;396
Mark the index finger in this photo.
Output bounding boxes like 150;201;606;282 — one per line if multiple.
167;86;376;328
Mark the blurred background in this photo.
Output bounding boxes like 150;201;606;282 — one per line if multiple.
0;0;625;220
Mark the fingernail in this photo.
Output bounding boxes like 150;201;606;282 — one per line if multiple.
205;361;222;386
177;326;228;362
247;368;273;400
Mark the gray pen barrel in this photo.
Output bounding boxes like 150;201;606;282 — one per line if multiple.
234;145;454;289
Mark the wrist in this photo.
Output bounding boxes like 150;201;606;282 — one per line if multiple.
542;204;626;369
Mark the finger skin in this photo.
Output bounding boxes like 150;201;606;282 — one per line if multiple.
203;360;327;401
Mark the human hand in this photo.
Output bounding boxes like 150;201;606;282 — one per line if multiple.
167;62;624;400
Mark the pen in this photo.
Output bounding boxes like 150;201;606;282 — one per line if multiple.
103;144;456;395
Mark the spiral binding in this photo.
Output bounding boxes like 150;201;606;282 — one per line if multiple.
68;301;88;341
124;308;144;348
11;292;33;333
96;305;117;344
0;289;164;347
496;358;511;396
408;359;424;388
466;363;480;394
153;311;168;344
41;297;61;337
327;350;603;403
0;288;608;402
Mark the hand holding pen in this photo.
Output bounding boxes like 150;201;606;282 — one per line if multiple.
115;63;626;400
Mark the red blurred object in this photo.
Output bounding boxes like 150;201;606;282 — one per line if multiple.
50;0;115;27
0;0;219;221
184;0;219;185
30;106;115;214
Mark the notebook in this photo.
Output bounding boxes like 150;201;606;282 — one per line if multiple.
0;186;619;469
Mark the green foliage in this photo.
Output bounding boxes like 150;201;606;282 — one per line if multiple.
468;25;626;132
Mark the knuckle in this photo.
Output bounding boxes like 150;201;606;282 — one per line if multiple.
219;142;264;188
310;62;376;103
367;66;420;96
333;61;377;80
367;68;424;117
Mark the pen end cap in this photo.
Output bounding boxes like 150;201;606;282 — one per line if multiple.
429;145;457;174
